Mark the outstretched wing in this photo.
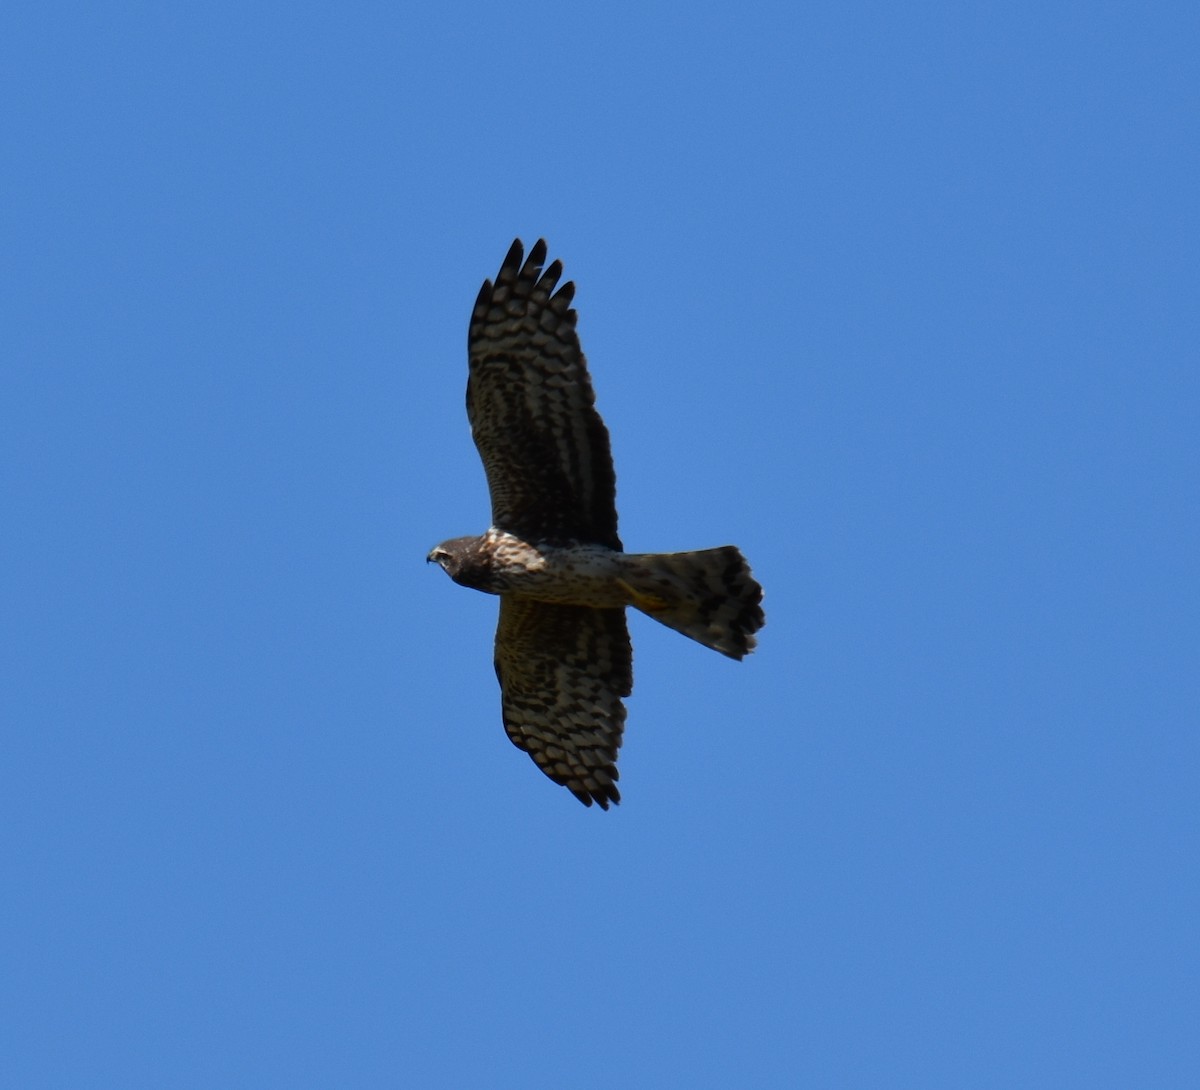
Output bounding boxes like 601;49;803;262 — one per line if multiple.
467;239;621;549
493;598;632;808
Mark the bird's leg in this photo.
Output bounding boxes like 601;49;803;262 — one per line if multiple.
616;578;670;613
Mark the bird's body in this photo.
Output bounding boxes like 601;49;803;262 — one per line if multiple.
430;531;627;604
428;240;764;807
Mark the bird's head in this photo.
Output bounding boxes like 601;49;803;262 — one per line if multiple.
426;535;485;587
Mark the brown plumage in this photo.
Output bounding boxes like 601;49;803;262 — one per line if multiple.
428;240;764;808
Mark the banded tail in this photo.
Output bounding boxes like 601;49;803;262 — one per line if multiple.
621;546;764;659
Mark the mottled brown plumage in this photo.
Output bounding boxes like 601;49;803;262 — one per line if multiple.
428;240;764;808
466;239;620;551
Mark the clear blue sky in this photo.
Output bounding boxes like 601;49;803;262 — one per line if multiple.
3;2;1197;1087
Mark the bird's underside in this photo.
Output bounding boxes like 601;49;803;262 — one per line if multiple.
428;239;764;808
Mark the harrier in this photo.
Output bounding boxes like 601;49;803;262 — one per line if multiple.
428;240;764;808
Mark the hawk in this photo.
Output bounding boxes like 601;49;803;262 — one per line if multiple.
428;239;764;808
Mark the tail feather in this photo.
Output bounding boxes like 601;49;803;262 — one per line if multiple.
622;546;764;659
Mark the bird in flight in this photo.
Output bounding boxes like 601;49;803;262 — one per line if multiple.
428;239;764;808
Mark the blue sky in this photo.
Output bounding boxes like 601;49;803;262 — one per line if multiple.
3;2;1197;1086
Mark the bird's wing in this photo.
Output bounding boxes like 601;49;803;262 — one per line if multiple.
466;239;620;549
493;598;631;808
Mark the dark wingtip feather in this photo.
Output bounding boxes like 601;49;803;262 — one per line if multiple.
573;787;619;810
501;237;524;271
567;779;621;809
540;259;564;296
